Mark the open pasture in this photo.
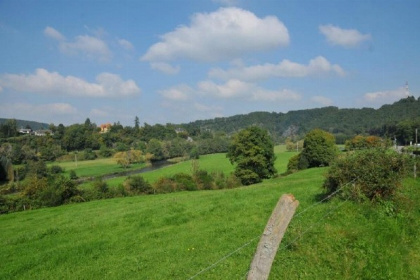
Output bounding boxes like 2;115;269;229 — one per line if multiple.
49;158;147;179
1;166;419;279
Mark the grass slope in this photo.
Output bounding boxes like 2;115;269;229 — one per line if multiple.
1;150;419;279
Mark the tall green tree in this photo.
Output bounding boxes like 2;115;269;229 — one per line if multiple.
300;129;338;168
227;126;277;185
134;116;140;130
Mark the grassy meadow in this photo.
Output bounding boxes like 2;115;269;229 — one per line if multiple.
83;145;296;188
1;147;419;279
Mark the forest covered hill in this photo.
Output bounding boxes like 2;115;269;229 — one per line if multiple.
182;96;420;143
1;96;419;144
0;118;49;130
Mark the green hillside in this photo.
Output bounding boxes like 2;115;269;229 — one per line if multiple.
0;118;49;130
1;150;419;279
183;97;420;141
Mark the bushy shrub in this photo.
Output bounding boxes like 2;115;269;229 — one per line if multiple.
0;195;11;214
26;160;48;179
286;154;300;173
234;169;261;186
83;148;97;160
123;175;153;194
50;165;64;174
92;178;109;198
194;169;215;190
99;146;113;158
22;175;79;207
212;171;242;189
345;135;384;151
69;170;78;180
324;149;409;202
189;147;200;159
172;173;196;191
153;177;176;193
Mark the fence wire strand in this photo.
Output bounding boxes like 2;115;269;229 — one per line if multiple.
187;180;355;280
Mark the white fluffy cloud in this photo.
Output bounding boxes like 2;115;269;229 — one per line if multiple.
150;62;180;75
209;56;345;82
44;26;66;41
0;68;141;97
159;84;192;100
141;7;289;63
319;24;371;48
160;79;301;106
118;39;134;50
197;79;301;101
44;26;112;61
364;87;408;104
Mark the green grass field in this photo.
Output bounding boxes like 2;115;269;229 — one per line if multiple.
1;148;419;279
84;146;297;188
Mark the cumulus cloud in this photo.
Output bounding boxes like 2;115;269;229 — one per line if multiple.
363;87;408;104
150;62;180;75
209;56;345;82
319;24;371;48
311;96;334;106
159;84;193;100
0;68;141;98
198;79;252;98
44;26;66;41
118;39;134;50
197;79;301;101
141;7;289;63
44;26;112;61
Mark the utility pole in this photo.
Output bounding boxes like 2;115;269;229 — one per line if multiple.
75;151;78;167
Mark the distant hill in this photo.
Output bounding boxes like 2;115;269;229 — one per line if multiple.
0;118;49;130
182;96;420;142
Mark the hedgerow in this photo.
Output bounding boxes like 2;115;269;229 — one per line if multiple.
323;148;410;202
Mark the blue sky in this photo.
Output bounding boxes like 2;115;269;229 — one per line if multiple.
0;0;419;126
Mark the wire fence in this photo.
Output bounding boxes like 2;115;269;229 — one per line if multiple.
187;180;355;279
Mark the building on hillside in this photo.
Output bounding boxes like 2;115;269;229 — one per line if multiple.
19;128;32;134
175;128;185;134
100;123;112;133
34;129;53;136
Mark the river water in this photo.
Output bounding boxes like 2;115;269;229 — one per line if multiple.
76;160;174;184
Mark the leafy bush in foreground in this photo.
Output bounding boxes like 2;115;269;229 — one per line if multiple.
323;149;409;201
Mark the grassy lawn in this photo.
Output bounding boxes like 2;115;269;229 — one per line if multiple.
89;146;298;188
1;146;419;279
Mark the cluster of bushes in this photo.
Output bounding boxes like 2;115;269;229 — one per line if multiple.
82;168;242;201
285;130;415;206
0;162;242;214
323;148;411;202
153;170;241;193
0;174;79;213
344;135;386;151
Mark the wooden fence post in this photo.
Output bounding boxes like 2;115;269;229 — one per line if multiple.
247;194;299;280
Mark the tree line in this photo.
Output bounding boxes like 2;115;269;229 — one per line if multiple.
184;96;420;144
